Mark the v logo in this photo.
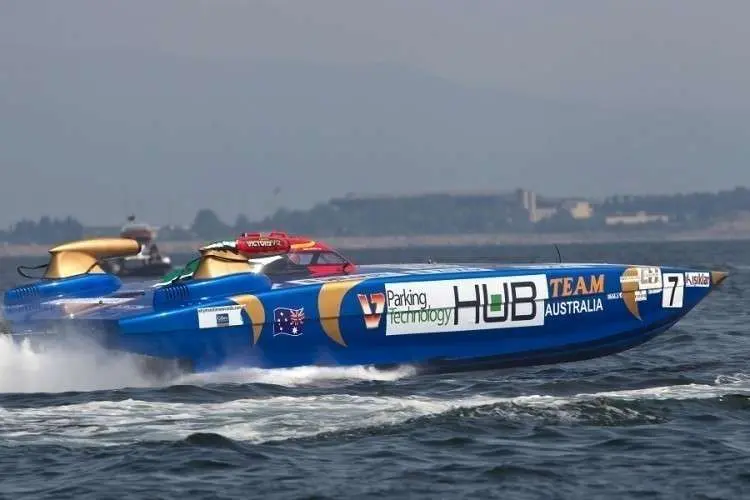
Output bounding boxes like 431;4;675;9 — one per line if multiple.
357;292;385;329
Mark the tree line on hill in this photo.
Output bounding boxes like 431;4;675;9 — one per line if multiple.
0;216;85;245
2;187;749;244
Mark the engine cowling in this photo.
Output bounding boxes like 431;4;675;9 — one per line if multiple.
3;238;140;310
152;272;271;309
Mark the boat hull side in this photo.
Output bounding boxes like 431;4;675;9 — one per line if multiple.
3;263;723;374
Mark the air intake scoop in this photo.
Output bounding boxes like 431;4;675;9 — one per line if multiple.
45;238;142;279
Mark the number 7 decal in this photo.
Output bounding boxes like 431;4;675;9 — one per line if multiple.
662;273;684;308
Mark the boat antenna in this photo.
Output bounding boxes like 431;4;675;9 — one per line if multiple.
554;244;562;263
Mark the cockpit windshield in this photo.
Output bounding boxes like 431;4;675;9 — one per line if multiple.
289;252;315;265
317;251;348;264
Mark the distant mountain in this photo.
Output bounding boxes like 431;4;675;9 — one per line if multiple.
1;47;748;226
5;185;750;245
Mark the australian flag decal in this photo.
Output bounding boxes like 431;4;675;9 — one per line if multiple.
273;307;305;336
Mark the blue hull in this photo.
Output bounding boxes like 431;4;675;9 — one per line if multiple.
2;262;727;374
408;316;678;375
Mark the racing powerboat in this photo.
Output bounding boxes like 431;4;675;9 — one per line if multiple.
1;234;728;374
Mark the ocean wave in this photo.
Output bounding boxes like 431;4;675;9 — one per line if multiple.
1;375;748;447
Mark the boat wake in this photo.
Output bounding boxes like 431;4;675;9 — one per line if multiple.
175;364;417;387
1;324;748;449
0;334;164;394
0;333;417;394
0;364;748;447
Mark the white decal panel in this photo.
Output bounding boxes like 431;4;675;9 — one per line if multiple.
607;290;647;302
662;273;685;308
383;274;549;335
197;305;244;329
685;272;710;287
637;267;663;291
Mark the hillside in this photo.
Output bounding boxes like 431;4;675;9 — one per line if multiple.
2;48;749;226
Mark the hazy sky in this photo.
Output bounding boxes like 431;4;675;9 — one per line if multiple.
1;1;749;227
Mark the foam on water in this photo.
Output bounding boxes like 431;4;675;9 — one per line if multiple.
0;334;161;393
1;375;748;447
175;364;417;387
0;332;417;394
